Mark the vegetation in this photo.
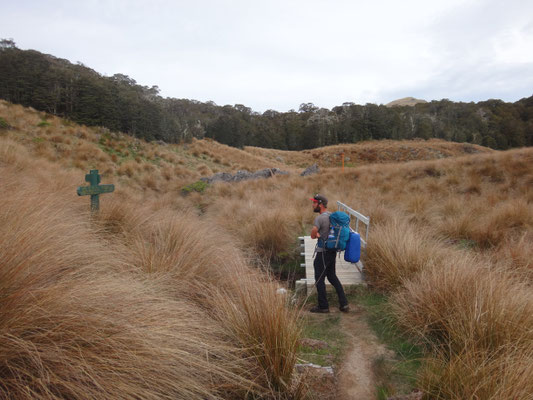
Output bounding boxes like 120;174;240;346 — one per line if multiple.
0;106;304;398
1;40;532;150
1;96;532;398
181;180;209;195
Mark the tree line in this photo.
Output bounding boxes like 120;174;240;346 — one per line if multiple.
1;39;532;150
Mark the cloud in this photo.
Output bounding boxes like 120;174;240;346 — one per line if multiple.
2;0;532;111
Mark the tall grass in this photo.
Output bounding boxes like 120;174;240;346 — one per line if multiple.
419;344;533;399
0;170;257;399
3;100;533;397
0;154;304;398
365;219;446;291
391;258;533;398
392;259;533;352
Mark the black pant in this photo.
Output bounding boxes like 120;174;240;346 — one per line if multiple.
313;250;348;309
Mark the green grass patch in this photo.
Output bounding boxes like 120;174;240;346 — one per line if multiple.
300;314;347;366
457;238;478;250
0;117;10;129
37;120;51;127
181;180;209;195
32;137;44;144
346;286;422;399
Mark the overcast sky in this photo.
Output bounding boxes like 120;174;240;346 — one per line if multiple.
3;0;533;112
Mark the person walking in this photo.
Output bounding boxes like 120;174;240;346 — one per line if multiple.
309;194;349;313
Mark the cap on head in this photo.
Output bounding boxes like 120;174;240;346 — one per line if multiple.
310;194;328;206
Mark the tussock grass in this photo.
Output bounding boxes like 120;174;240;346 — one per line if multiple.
243;210;300;261
0;171;258;399
2;100;533;397
208;278;302;395
0;151;304;398
94;195;304;396
419;344;533;399
365;219;446;291
392;260;533;352
390;257;533;398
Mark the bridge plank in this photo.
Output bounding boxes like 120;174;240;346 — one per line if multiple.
302;236;363;288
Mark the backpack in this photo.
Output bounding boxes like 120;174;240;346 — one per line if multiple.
323;211;351;251
344;231;361;263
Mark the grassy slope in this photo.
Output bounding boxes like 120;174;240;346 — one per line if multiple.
244;139;491;168
2;100;533;398
0;102;303;399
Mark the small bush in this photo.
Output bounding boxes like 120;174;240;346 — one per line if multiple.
181;180;208;195
37;120;51;127
0;117;10;129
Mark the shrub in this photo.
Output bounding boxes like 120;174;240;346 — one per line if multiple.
0;117;10;129
181;180;208;195
37;120;51;127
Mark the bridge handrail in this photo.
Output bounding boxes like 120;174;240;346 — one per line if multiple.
336;201;370;248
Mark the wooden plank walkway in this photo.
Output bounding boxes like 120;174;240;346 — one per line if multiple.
299;236;364;288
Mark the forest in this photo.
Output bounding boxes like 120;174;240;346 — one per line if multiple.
1;39;532;150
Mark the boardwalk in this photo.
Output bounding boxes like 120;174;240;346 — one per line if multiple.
298;236;364;289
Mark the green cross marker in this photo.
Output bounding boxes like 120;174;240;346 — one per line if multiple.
77;170;114;213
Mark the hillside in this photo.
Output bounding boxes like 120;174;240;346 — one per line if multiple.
385;97;427;107
245;139;492;168
1;43;532;152
1;100;494;187
1;100;532;398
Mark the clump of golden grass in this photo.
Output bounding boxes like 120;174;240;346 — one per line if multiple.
0;169;259;399
94;196;304;396
419;344;533;399
392;256;533;398
116;160;138;177
0;138;30;170
365;219;446;291
392;259;533;352
207;277;302;394
243;210;299;261
494;232;533;281
469;198;533;248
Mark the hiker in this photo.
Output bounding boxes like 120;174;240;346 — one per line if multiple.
310;194;349;313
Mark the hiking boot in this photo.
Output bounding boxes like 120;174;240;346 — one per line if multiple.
310;306;330;314
339;305;350;313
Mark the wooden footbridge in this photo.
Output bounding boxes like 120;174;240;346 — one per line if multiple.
296;201;370;292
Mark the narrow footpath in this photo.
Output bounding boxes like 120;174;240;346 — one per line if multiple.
335;309;393;399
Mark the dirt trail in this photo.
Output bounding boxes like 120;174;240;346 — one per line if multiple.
335;309;392;400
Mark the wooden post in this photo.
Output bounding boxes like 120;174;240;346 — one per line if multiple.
77;170;114;213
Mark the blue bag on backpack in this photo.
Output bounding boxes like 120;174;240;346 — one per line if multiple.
324;211;351;251
344;231;361;263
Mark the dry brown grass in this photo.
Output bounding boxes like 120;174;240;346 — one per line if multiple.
2;99;533;397
392;259;533;353
0;168;259;399
419;344;533;399
365;219;446;291
245;139;493;168
0;134;304;398
92;192;303;397
392;258;533;399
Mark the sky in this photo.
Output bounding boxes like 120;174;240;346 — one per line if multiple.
2;0;533;113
